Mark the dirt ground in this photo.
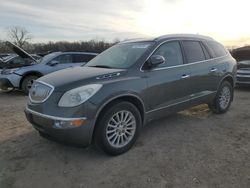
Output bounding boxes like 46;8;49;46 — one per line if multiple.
0;88;250;188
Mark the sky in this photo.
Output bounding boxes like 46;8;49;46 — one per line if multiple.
0;0;249;46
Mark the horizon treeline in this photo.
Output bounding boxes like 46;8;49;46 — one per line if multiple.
0;40;117;54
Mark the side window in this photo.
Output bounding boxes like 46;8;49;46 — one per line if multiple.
152;41;183;67
182;41;206;63
206;41;227;58
54;54;73;64
72;54;96;63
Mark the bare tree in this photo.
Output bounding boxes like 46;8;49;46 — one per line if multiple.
7;26;32;48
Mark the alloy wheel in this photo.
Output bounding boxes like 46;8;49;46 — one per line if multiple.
106;110;136;148
219;86;231;110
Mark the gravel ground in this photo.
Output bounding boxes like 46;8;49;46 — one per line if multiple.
0;88;250;188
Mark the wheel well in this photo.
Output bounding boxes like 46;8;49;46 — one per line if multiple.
96;96;145;124
222;76;234;88
19;72;43;89
92;96;145;143
221;75;234;101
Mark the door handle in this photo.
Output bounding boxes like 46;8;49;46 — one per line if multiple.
210;68;217;72
181;74;190;79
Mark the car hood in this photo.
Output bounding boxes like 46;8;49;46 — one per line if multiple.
38;66;126;91
6;41;37;62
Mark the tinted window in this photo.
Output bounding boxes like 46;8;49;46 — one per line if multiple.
152;41;183;67
73;54;96;63
54;54;72;64
206;41;227;58
182;41;206;63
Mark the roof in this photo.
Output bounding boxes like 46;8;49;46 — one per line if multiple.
155;34;214;41
120;34;214;44
232;46;250;52
47;51;98;55
232;46;250;61
62;52;99;55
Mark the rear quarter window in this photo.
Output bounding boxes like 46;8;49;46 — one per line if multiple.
206;41;228;58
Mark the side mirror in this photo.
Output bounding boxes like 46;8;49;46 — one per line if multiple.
47;60;59;66
147;55;165;68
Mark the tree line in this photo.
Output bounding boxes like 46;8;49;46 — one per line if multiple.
0;26;117;54
0;40;116;54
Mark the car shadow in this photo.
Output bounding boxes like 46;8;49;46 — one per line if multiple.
0;109;210;161
0;89;25;96
235;85;250;91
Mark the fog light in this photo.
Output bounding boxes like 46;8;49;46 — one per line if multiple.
53;119;85;129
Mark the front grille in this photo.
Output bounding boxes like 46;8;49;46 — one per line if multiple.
237;76;250;82
237;69;250;75
29;81;54;103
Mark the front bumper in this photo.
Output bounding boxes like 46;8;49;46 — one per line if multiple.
0;73;22;89
236;69;250;84
24;107;95;146
0;78;14;89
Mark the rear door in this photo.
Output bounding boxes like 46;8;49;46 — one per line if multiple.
181;40;220;103
205;40;229;89
144;41;193;118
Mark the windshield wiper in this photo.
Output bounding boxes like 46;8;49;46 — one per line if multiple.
88;65;113;69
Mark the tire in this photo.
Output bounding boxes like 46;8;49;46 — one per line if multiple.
21;75;39;95
209;81;233;114
94;101;142;155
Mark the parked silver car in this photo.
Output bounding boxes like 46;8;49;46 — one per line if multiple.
0;43;98;94
231;46;250;85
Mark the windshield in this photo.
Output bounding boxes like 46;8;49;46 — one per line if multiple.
87;42;153;69
38;52;61;64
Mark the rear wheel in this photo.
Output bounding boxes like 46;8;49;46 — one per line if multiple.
21;75;39;95
209;81;233;114
94;101;142;155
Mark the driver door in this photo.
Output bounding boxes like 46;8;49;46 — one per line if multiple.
45;54;74;74
144;41;193;119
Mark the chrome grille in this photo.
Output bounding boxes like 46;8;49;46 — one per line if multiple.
29;81;54;103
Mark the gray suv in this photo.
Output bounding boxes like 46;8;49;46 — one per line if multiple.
25;34;237;155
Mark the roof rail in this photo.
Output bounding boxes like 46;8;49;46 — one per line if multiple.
155;34;214;41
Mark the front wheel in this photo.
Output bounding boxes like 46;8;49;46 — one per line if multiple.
94;101;142;155
21;75;39;95
209;81;233;114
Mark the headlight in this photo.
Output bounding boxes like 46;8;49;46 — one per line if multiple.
1;68;19;75
58;84;102;107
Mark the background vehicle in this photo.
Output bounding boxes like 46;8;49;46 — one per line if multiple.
0;43;98;93
0;53;11;58
0;54;41;69
232;46;250;85
0;42;40;70
25;34;236;155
